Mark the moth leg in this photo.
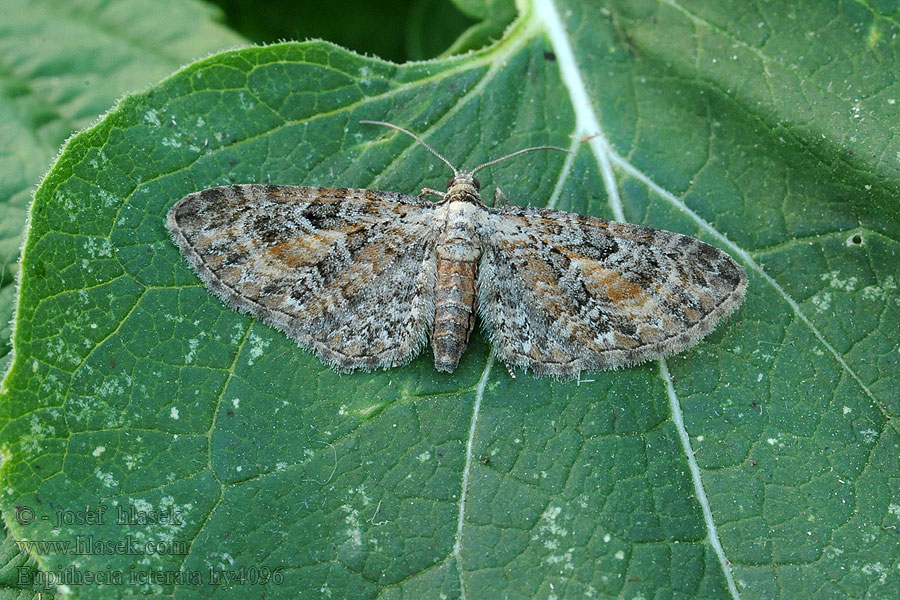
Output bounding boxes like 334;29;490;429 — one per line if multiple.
419;188;446;200
502;361;516;379
492;188;510;207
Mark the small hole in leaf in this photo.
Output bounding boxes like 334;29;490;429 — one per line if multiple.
846;233;864;246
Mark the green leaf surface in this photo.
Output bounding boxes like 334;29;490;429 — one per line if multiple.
0;0;246;593
0;0;247;366
2;0;898;598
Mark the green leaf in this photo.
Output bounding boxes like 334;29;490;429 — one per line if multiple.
2;0;898;598
0;0;247;366
0;0;246;591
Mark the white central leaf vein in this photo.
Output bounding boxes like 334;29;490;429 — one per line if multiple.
453;348;495;599
534;0;740;598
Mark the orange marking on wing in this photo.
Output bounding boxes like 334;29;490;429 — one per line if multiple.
267;237;322;268
523;254;557;286
498;239;557;287
264;222;374;268
582;264;648;306
266;242;300;267
337;240;397;297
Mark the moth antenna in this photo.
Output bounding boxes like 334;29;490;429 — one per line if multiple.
361;120;459;176
470;144;572;175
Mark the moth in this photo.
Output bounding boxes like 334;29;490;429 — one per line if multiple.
167;121;747;379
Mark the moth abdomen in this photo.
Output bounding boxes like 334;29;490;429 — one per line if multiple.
432;256;478;372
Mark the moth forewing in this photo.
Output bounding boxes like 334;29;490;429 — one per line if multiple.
167;123;747;378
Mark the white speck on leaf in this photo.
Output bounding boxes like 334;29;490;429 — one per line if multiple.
144;109;161;126
247;333;269;365
821;270;858;291
861;276;897;302
185;338;199;364
861;562;888;584
341;504;363;548
95;470;117;488
811;292;831;313
83;237;113;258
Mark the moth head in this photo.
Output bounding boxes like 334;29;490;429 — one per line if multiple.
448;173;480;191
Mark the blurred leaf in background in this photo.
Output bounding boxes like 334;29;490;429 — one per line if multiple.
207;0;492;61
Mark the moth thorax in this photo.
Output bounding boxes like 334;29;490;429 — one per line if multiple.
445;173;481;204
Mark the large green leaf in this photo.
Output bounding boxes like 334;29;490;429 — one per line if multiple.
0;0;247;367
2;0;897;598
0;0;246;594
